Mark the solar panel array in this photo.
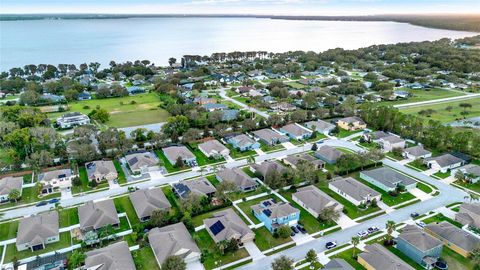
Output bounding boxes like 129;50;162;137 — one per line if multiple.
209;220;225;236
263;209;272;217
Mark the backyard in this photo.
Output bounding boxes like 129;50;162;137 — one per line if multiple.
113;195;140;224
59;207;80;228
0;220;18;241
132;246;160;270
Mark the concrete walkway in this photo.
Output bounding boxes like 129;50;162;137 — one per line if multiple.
336;213;358;229
254;148;266;156
244;242;265;261
281;142;297;150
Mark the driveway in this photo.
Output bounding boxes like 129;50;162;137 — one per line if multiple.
336;213;357;229
61;188;73;199
423;168;437;176
244;241;265;261
281;142;297;150
409;188;432;201
186;260;205;270
254;148;266;156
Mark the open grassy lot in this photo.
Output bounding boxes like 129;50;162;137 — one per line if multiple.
0;220;18;241
330;248;365;270
47;93;170;128
236;195;281;225
253;227;292;251
132;246;160;270
194;229;250;270
379;88;465;106
59;207;79;228
422;213;463;228
400;97;480;123
113;195;140;224
406;160;429;171
4;231;72;262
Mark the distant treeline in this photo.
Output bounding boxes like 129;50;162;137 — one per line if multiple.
1;13;479;32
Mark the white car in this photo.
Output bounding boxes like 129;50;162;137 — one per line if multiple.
357;230;369;238
416;221;426;228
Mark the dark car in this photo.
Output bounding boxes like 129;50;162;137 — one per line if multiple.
325;241;337;249
296;225;307;234
36;201;48;207
367;226;379;233
291;226;299;234
410;212;419;218
48;198;60;204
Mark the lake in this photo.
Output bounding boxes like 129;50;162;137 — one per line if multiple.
0;17;477;70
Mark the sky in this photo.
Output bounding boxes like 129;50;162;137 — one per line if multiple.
1;0;479;15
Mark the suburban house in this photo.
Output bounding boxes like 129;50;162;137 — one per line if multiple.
250;161;287;179
314;145;344;164
283;153;325;170
363;131;390;142
130;187;171;222
455;203;480;228
162;145;197;167
377;135;406;152
193;97;216;105
323;259;355;270
337;116;366;131
227;134;260;152
148;222;201;265
279;123;313;140
125;151;159;174
198;139;230;159
172;178;217;199
16;211;59;251
292;185;343;218
204;208;255;244
360;167;417;192
202;103;227;112
403;145;432;160
85;160;118;183
451;164;480;183
358;243;415;270
0;176;23;202
85;241;135;270
216;168;258;192
425;221;480;257
396;225;443;269
250;199;300;233
252;128;289;146
329;177;381;206
77;91;92;100
220;109;239;122
303;120;335;134
38;168;75;194
425;154;464;173
56;112;90;129
78;199;120;232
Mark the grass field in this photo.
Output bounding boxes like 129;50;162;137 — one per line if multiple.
400;97;480;123
253;227;292;251
46;93;170;128
378;88;465;106
59;207;79;228
132;247;160;270
113;195;140;224
0;220;18;241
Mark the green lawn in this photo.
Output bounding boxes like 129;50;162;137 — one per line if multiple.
400;97;480;123
236;195;281;225
114;160;127;185
188;144;225;166
285;82;308;89
279;190;336;233
260;142;285;153
4;231;72;262
194;229;250;270
441;245;476;270
0;220;18;241
331;248;365;270
132;247;160;270
46;93;170;128
154;150;181;173
0;185;60;210
306;132;327;142
71;166;109;194
455;180;480;193
358;141;380;149
406;160;429;171
334;128;361;138
206;174;220;187
253;227;292;251
422;213;463;228
416;182;434;194
113;195;140;224
379;88;465;106
433;171;451;179
225;144;256;159
59;207;79;228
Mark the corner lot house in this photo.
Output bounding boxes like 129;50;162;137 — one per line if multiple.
85;241;135;270
358;243;415;270
360;167;417;192
425;154;464;173
125;151;158;174
56;112;90;129
216;168;258;192
204;208;255;244
38;168;75;194
130;187;171;221
279;123;312;140
337;116;366;131
79;199;120;232
455;203;480;228
292;185;343;218
251;199;300;233
148;222;201;265
396;225;443;268
377;135;406;152
451;164;480;183
162;145;197;167
303;120;335;134
403;145;432;160
252;128;289;146
227;134;260;152
329;177;381;206
198;139;230;159
16;211;59;251
172;178;217;199
0;176;23;202
283;154;325;170
250;161;287;179
425;221;480;257
314;145;344;164
85;160;118;183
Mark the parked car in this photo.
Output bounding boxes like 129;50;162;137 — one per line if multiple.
325;241;337;249
410;212;419;218
291;226;300;234
296;224;307;234
48;198;60;204
367;226;379;233
416;221;426;228
36;201;48;207
357;230;369;238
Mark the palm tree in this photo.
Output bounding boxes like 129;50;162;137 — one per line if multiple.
351;236;360;259
385;220;396;245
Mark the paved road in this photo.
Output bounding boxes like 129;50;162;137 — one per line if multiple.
218;88;270;118
393;93;480;109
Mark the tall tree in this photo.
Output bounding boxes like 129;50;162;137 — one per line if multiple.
271;255;294;270
351;236;360;259
161;255;186;270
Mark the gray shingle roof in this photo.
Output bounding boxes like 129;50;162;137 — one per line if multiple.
250;199;299;219
172;178;217;199
403;145;431;157
293;185;343;214
162;146;195;163
85;160;116;180
338;116;365;125
381;135;405;144
329;177;380;202
198;140;228;155
361;167;416;189
0;176;23;196
426;221;480;252
359;243;415;270
461;164;480;177
323;258;355;270
281;123;311;137
426;154;463;167
230;134;256;148
148;222;200;265
251;161;287;178
38;169;72;183
252;128;288;142
204;209;253;243
17;211;59;246
125;152;158;171
398;225;442;252
315;146;343;162
85;241;135;270
130;187;171;220
79;199;119;231
283;154;325;168
216;168;257;190
303;120;335;132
